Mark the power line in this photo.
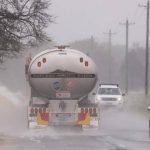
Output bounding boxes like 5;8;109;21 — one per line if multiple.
129;5;139;21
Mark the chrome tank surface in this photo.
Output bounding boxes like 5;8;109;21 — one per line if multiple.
28;48;98;100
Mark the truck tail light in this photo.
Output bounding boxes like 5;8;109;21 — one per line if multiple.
85;108;88;113
31;108;34;113
93;108;96;113
35;108;38;113
89;108;92;114
81;108;84;113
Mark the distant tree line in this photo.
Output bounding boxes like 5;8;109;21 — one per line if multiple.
0;0;53;60
70;38;145;91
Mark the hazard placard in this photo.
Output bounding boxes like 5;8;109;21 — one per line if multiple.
56;92;71;98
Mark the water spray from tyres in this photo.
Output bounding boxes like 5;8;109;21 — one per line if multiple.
0;85;27;133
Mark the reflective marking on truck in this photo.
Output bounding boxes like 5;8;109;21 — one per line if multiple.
30;107;48;113
80;107;97;115
36;112;49;125
78;107;99;127
31;73;96;78
78;113;90;125
28;107;49;126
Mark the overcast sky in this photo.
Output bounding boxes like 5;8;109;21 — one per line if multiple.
48;0;147;47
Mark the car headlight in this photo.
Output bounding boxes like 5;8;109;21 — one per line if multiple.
117;97;122;101
95;96;101;101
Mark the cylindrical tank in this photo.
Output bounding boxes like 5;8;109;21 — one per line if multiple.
28;48;98;100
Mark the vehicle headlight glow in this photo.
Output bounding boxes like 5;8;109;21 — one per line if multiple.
117;97;122;101
96;96;101;101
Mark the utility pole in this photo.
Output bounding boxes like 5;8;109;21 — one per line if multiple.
120;19;134;94
87;36;94;56
90;36;94;51
104;29;116;83
139;0;150;95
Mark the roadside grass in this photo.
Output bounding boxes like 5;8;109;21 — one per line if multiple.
124;93;150;117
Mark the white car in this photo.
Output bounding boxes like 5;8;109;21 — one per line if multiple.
95;84;124;106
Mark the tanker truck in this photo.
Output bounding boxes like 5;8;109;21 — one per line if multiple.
26;46;99;128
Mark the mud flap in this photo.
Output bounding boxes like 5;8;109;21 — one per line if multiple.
28;107;49;128
78;106;100;129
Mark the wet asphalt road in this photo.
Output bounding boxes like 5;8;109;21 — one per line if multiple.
0;105;150;150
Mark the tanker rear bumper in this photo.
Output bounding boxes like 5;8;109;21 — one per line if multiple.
27;103;100;129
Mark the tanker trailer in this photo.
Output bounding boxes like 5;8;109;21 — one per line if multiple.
26;46;99;128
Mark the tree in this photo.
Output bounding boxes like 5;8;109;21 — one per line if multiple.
0;0;53;53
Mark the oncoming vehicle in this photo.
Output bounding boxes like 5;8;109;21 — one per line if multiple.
95;84;124;106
